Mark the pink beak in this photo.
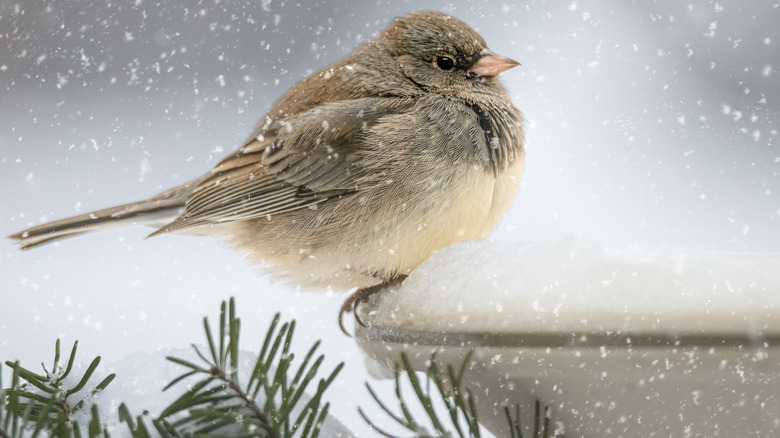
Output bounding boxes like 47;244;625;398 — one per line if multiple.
470;50;521;78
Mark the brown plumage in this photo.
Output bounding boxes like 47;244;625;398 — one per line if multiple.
9;11;525;292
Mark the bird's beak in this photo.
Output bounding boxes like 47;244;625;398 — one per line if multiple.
469;50;520;78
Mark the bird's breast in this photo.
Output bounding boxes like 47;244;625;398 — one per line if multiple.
378;153;525;274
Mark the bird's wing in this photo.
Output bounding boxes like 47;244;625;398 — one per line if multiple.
153;98;408;234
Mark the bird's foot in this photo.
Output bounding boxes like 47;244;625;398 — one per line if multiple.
338;274;408;336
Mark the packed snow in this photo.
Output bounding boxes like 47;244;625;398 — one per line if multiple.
361;240;780;335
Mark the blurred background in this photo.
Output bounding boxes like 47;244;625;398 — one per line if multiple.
1;0;777;435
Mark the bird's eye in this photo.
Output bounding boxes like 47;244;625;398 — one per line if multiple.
436;56;455;70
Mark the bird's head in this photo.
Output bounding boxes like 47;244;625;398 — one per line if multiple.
379;11;520;97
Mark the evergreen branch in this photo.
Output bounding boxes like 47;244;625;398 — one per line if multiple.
0;296;554;438
363;351;552;438
1;340;114;436
160;298;343;438
211;366;274;435
1;364;112;438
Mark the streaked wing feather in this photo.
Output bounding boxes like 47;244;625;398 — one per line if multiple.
155;98;403;234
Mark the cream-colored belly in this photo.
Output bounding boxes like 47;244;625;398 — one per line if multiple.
310;159;523;289
413;161;522;261
222;158;524;291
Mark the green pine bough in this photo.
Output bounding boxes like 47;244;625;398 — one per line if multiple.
1;298;551;438
362;351;550;438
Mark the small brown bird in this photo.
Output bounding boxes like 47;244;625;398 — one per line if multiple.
9;11;525;330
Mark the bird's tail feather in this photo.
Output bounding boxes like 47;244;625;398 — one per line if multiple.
8;178;201;250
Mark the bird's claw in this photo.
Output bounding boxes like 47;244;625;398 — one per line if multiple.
338;274;408;336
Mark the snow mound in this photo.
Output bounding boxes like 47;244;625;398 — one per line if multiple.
363;240;780;335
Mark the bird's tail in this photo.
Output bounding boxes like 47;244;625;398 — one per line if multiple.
8;179;201;250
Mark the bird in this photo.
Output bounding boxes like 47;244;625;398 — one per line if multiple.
9;11;525;332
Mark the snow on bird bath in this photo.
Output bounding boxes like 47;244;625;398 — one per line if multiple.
358;239;780;336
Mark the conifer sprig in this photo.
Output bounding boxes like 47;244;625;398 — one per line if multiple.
2;339;115;427
158;298;344;438
361;351;551;438
1;342;113;438
2;297;551;437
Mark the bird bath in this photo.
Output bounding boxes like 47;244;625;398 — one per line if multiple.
354;241;780;437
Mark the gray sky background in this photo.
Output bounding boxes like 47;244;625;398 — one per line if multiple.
1;0;778;435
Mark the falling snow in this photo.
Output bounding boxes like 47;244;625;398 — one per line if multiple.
1;1;778;437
